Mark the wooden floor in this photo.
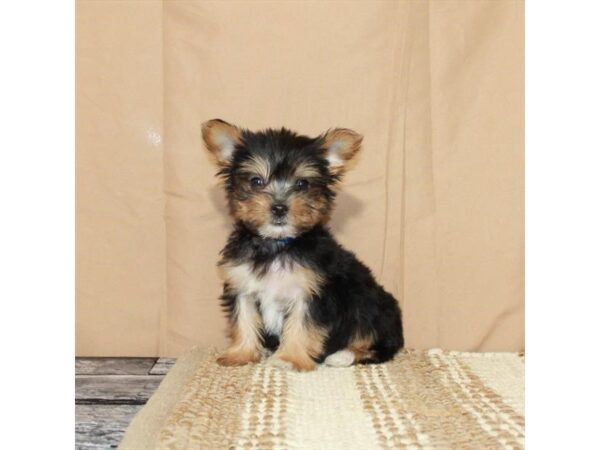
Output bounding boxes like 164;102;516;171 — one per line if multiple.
75;357;176;450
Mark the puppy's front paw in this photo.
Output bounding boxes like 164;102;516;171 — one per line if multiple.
217;348;261;367
266;356;294;370
268;352;317;372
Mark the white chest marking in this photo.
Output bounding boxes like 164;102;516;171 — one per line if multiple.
222;259;321;336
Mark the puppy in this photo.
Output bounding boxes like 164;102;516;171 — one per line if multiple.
202;119;403;371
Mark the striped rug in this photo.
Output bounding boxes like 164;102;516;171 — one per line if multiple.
119;348;524;450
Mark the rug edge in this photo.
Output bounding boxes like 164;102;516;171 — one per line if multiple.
118;346;216;450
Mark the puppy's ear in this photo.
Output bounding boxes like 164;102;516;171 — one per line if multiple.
322;128;363;174
201;119;242;166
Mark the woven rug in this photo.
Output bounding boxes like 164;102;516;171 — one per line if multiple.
119;348;524;450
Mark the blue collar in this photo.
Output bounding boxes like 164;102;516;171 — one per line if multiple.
274;236;295;246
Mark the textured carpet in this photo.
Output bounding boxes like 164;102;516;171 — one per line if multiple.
119;348;524;450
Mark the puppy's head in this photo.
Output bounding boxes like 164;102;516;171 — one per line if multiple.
202;119;362;238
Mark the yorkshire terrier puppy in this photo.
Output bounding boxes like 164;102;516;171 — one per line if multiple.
202;119;403;371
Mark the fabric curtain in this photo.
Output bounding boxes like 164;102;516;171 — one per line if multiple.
76;0;524;356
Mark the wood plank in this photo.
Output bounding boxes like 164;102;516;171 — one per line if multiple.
76;375;163;405
75;358;157;375
76;404;141;449
149;357;176;375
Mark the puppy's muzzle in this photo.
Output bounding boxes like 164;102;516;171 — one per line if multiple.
271;203;288;218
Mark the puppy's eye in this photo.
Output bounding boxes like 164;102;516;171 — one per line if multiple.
295;179;309;190
250;177;265;189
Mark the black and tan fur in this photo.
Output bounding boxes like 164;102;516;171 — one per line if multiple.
202;119;403;371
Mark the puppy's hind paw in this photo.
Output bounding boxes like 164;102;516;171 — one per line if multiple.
323;349;355;367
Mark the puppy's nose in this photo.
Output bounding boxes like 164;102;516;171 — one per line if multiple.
271;204;288;217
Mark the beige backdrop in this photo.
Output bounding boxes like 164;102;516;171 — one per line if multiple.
76;0;524;356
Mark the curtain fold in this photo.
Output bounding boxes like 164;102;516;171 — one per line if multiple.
76;0;523;356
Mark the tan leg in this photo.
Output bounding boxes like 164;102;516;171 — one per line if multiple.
322;334;375;367
217;295;262;366
269;301;325;372
348;334;375;363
